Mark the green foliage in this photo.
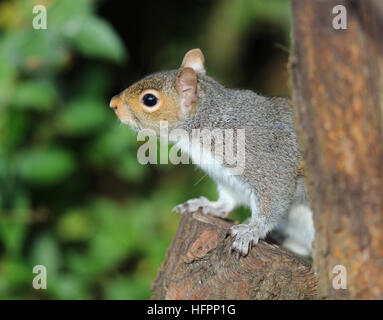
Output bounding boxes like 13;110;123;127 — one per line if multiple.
12;80;57;111
0;0;290;299
66;15;126;61
56;97;110;135
17;148;76;185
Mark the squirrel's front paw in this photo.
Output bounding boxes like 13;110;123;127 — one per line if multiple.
173;197;230;218
229;223;264;256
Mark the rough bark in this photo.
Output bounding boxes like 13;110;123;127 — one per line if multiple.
151;211;317;300
291;0;383;299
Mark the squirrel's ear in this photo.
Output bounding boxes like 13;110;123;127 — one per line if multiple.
175;67;198;114
181;48;206;74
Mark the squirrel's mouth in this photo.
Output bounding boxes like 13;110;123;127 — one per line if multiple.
117;109;142;132
109;95;142;131
116;111;141;131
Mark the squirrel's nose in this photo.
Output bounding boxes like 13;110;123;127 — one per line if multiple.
109;95;123;111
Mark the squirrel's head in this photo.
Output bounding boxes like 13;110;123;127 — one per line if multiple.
109;48;206;134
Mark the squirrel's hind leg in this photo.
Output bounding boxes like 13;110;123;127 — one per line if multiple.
173;184;238;217
275;176;314;257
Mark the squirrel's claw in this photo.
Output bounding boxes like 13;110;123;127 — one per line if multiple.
172;203;189;215
173;197;231;218
172;197;206;215
229;223;261;256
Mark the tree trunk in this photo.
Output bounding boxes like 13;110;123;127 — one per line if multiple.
290;0;383;299
151;211;317;300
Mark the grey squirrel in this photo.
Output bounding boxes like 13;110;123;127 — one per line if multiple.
109;49;314;257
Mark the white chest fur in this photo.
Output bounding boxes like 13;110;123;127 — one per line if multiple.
175;137;252;207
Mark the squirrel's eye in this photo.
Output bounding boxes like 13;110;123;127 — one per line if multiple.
142;93;158;107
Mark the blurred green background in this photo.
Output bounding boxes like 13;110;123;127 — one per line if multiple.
0;0;291;299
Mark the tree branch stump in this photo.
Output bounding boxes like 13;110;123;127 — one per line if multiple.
151;211;317;299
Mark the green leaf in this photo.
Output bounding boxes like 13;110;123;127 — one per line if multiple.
22;29;69;72
0;29;69;73
0;258;31;289
0;110;28;152
16;148;76;185
52;274;90;300
0;192;29;256
30;233;61;279
57;208;94;241
115;154;147;182
104;276;151;299
87;125;138;164
56;97;111;135
12;80;57;111
0;30;29;68
64;16;126;62
0;52;16;106
50;0;93;27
